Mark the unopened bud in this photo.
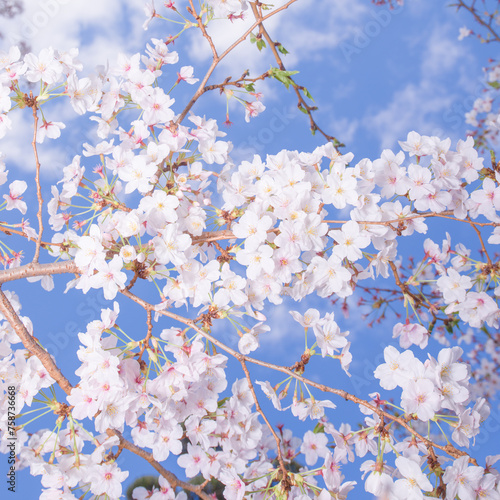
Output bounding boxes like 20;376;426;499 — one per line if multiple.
127;340;140;350
147;348;158;363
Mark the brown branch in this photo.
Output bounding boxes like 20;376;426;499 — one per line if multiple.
125;270;139;291
0;261;78;285
191;228;236;244
468;215;492;265
0;286;212;499
0;288;74;395
29;94;44;264
138;308;154;363
187;0;218;59
0;224;56;247
455;0;500;43
326;210;479;226
249;1;341;146
191;211;500;247
387;260;431;313
203;69;271;94
428;213;499;227
79;209;500;263
389;261;405;290
104;198;132;213
427;444;447;497
238;356;290;488
107;430;213;500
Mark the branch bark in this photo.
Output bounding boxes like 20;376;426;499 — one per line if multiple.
0;288;74;395
0;261;78;285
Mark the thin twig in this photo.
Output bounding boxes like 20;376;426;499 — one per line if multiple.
468;215;492;265
325;210;500;227
187;0;218;59
238;356;289;486
107;430;213;500
29;93;44;263
203;69;270;94
455;0;500;42
249;2;340;146
138;308;154;363
0;224;55;247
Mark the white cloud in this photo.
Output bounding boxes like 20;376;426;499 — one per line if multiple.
0;109;69;177
362;22;477;149
405;0;434;18
1;0;146;68
281;0;369;59
260;300;304;354
421;28;469;77
329;115;359;146
0;0;152;176
364;83;455;149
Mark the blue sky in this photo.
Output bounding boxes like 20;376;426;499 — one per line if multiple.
1;0;499;498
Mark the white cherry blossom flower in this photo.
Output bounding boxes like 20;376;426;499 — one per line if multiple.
3;180;27;214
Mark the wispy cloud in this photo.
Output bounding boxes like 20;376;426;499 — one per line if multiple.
362;22;478;149
0;110;68;176
1;0;145;67
0;1;150;177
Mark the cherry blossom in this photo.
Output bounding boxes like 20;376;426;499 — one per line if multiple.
176;66;198;85
24;48;63;85
3;180;27;214
89;462;129;498
392;456;433;499
392;321;429;349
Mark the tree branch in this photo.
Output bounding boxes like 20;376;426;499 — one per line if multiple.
107;430;213;500
0;288;74;395
28;93;44;264
238;356;289;488
0;261;78;285
249;1;341;146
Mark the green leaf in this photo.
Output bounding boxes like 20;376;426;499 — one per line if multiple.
277;44;289;55
271;68;299;78
488;81;500;89
312;422;324;434
217;397;230;408
302;87;314;101
250;33;266;51
298;105;308;114
269;67;299;89
244;83;255;92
